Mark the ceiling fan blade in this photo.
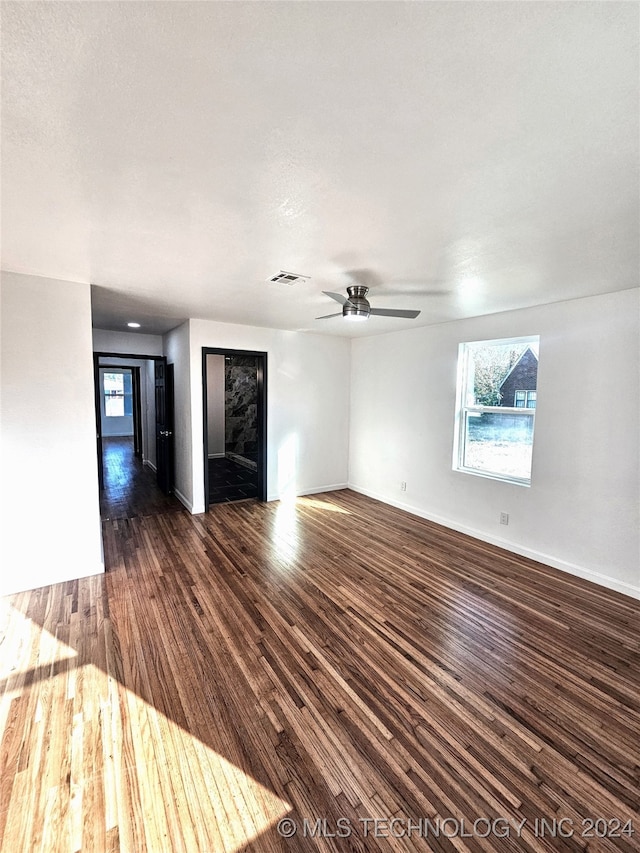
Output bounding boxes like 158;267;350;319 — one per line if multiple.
322;291;348;305
315;311;343;320
369;308;421;319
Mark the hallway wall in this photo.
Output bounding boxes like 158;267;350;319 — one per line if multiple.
93;328;164;356
1;272;103;595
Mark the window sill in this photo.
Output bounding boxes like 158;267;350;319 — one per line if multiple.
453;466;531;488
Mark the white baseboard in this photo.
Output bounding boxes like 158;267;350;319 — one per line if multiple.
143;459;157;472
208;452;225;459
173;487;193;512
348;483;640;601
267;483;348;502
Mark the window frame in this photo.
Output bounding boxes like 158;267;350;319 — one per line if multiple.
102;370;133;418
452;335;539;487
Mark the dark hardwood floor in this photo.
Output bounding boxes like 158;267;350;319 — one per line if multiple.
1;490;638;851
99;436;183;520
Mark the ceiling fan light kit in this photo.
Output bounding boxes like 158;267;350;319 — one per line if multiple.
316;285;421;321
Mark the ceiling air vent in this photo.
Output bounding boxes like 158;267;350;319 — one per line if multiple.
268;270;310;285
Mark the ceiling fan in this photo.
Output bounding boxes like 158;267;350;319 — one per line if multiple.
316;286;421;322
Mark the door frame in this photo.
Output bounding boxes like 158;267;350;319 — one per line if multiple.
202;347;267;510
97;364;142;455
93;352;172;492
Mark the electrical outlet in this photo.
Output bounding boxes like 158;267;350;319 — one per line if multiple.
400;481;407;492
500;512;509;525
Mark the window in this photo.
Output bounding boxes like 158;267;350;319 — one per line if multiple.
103;371;133;418
453;336;540;485
515;390;536;409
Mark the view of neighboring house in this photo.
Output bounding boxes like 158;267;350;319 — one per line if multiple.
498;347;538;409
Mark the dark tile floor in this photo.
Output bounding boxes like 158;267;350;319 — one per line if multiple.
100;436;183;520
208;456;258;503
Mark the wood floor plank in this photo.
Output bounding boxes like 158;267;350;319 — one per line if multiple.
1;489;639;852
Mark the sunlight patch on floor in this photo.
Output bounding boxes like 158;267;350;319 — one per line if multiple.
272;499;299;565
0;599;292;852
0;598;78;691
297;496;351;514
113;676;293;852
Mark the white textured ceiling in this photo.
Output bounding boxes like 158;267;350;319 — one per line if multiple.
2;1;638;337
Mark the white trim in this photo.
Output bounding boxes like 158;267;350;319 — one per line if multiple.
453;464;531;487
173;487;193;512
463;334;540;351
348;483;640;601
143;459;157;472
267;483;348;502
467;405;535;416
208;452;225;459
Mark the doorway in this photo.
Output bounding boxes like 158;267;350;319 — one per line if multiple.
93;352;176;518
202;348;267;509
98;366;141;453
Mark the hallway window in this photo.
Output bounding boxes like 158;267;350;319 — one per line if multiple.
104;371;133;417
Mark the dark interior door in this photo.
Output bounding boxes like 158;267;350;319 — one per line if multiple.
155;359;174;494
132;367;143;456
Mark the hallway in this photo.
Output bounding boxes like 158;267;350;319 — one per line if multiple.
99;436;182;520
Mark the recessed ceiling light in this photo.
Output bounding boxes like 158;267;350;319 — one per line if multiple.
127;322;141;328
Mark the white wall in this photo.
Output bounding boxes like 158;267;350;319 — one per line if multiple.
93;328;164;357
0;272;103;595
188;320;351;513
3;277;632;600
349;288;640;599
206;354;225;456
